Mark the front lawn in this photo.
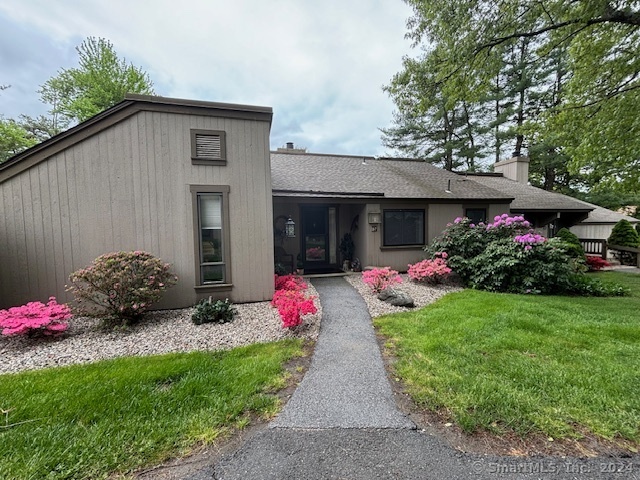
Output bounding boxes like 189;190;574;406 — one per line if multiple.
0;340;304;479
375;272;640;445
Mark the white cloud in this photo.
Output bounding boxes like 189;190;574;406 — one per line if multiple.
0;0;413;154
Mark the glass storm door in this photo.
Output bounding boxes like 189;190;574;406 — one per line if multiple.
301;206;337;269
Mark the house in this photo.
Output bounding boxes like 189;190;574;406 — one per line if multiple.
0;94;275;309
0;94;619;310
271;150;515;275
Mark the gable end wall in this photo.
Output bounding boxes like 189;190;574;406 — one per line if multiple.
0;110;273;309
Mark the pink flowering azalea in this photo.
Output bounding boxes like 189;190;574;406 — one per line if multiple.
0;297;71;337
408;258;452;284
362;267;402;293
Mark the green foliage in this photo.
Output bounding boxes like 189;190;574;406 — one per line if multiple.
388;1;640;193
428;215;617;295
608;219;640;248
40;37;154;124
0;116;37;163
339;233;355;262
555;227;585;260
636;223;640;235
608;219;640;265
0;341;303;479
192;297;236;325
68;251;178;324
374;271;640;442
466;237;576;294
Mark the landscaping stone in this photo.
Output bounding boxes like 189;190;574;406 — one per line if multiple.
377;288;415;308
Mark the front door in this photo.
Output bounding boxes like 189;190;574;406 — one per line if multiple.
301;205;337;272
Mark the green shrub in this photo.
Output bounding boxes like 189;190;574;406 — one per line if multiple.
608;219;640;247
192;297;236;325
555;227;585;260
466;237;576;294
636;223;640;235
565;275;628;297
426;214;534;285
68;251;178;324
608;219;640;265
426;214;621;296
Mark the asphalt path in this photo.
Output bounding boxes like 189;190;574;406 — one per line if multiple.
188;277;639;480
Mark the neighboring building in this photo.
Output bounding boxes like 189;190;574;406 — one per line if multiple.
0;94;275;309
464;156;594;236
569;204;639;241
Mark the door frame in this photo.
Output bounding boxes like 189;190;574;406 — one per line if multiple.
300;204;339;272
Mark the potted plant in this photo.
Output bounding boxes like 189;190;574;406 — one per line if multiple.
296;254;304;275
339;233;355;270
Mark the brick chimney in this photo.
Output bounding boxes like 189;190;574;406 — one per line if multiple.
494;155;530;183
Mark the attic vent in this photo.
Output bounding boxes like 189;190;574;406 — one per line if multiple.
196;134;221;158
191;129;227;165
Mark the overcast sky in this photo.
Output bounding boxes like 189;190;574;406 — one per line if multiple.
0;0;414;156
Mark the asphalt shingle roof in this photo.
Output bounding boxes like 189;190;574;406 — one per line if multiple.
271;153;512;201
468;174;593;212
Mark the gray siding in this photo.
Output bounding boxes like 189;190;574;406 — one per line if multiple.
0;110;273;309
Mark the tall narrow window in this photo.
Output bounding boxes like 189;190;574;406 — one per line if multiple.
198;194;225;283
191;185;231;288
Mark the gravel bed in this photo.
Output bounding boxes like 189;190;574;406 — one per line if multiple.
345;273;462;318
0;284;322;375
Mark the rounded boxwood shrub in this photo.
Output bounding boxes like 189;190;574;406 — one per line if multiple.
68;251;178;324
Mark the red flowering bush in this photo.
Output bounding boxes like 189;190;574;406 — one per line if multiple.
362;267;402;293
0;297;71;337
68;251;178;323
586;256;611;271
274;274;307;292
272;274;317;328
408;255;452;284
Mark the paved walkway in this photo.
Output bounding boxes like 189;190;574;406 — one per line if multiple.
191;277;639;480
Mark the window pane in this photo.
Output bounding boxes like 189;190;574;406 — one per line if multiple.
403;211;424;244
384;211;403;246
198;192;225;284
466;208;486;224
202;265;225;284
305;235;327;262
201;228;223;263
200;195;221;228
384;210;424;246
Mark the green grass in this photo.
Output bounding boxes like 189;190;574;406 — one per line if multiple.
0;340;304;479
375;272;640;443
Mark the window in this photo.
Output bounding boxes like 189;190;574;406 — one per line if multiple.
465;208;487;224
383;209;425;246
191;129;226;165
191;185;231;288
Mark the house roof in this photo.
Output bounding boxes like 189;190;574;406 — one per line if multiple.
0;94;273;184
271;152;513;201
466;174;593;213
577;203;639;225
